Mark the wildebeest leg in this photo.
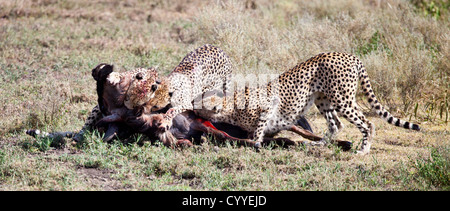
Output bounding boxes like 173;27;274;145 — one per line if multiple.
190;118;258;147
289;125;352;151
261;137;298;147
26;129;75;139
103;123;120;142
96;113;122;128
296;116;313;133
192;118;301;147
289;125;322;141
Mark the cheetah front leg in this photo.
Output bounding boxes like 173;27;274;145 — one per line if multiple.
338;104;375;154
158;107;184;131
252;119;269;150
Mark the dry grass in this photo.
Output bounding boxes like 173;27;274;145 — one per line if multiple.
0;0;448;190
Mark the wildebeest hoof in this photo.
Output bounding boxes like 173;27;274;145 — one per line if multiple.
336;140;353;151
103;123;120;142
72;132;84;142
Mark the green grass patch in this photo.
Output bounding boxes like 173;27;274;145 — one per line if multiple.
413;146;449;189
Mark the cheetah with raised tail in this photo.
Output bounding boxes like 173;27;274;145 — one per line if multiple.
191;52;421;154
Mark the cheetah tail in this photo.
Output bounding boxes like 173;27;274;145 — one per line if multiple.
358;65;420;131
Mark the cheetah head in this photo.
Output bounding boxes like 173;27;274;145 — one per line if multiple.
92;64;159;115
124;72;171;113
146;78;171;112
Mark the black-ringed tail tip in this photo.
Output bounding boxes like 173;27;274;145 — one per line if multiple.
377;109;421;131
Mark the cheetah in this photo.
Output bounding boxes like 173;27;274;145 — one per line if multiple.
123;46;353;149
123;44;234;144
123;44;324;148
183;52;421;154
124;44;233;127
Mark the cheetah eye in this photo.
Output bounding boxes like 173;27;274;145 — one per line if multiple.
136;73;143;80
151;84;158;92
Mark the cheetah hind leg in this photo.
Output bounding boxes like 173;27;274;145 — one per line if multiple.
340;106;374;154
324;109;344;142
314;96;344;146
307;109;341;147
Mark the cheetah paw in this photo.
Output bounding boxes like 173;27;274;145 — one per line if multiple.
158;118;173;132
254;142;262;152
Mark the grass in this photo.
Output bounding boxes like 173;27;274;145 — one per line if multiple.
0;0;449;190
412;146;449;189
1;118;447;191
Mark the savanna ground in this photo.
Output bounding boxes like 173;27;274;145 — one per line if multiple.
0;0;448;190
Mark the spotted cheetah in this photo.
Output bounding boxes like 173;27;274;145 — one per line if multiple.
123;47;353;149
123;44;234;141
185;52;421;154
123;44;322;147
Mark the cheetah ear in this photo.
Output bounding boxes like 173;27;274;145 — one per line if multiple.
92;63;114;81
